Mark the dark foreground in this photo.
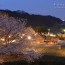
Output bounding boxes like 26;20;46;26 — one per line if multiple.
1;55;65;65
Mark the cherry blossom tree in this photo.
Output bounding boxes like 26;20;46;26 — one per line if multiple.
0;13;42;62
0;13;26;45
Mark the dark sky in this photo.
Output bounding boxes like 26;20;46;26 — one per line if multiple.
0;0;65;20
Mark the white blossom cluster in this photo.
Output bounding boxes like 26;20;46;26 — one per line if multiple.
0;13;42;62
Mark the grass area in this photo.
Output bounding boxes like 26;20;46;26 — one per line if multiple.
0;46;65;65
2;55;65;65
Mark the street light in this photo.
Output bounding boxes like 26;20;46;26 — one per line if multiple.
63;29;65;32
62;29;65;33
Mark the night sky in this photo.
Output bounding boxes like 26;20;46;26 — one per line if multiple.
0;0;65;20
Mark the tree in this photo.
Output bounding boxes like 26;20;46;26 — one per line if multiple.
0;13;26;45
35;26;48;33
0;13;42;62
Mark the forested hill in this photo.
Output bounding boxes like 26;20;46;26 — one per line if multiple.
0;10;63;32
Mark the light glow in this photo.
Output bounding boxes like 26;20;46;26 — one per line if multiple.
21;36;23;38
8;35;11;38
49;34;56;37
35;33;38;36
27;36;32;40
1;38;5;41
63;29;65;32
22;34;25;36
12;40;16;42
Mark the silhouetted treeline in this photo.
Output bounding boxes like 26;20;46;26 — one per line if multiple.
0;9;63;32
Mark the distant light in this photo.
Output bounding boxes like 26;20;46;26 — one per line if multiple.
12;40;16;42
21;36;23;38
27;36;31;40
22;34;25;36
64;30;65;32
49;34;56;37
1;38;5;41
63;29;65;32
48;29;50;31
62;29;65;32
8;35;11;38
35;33;38;36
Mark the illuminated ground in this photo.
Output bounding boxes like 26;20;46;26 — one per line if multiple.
0;43;65;64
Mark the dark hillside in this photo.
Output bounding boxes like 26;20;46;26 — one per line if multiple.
0;10;63;32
